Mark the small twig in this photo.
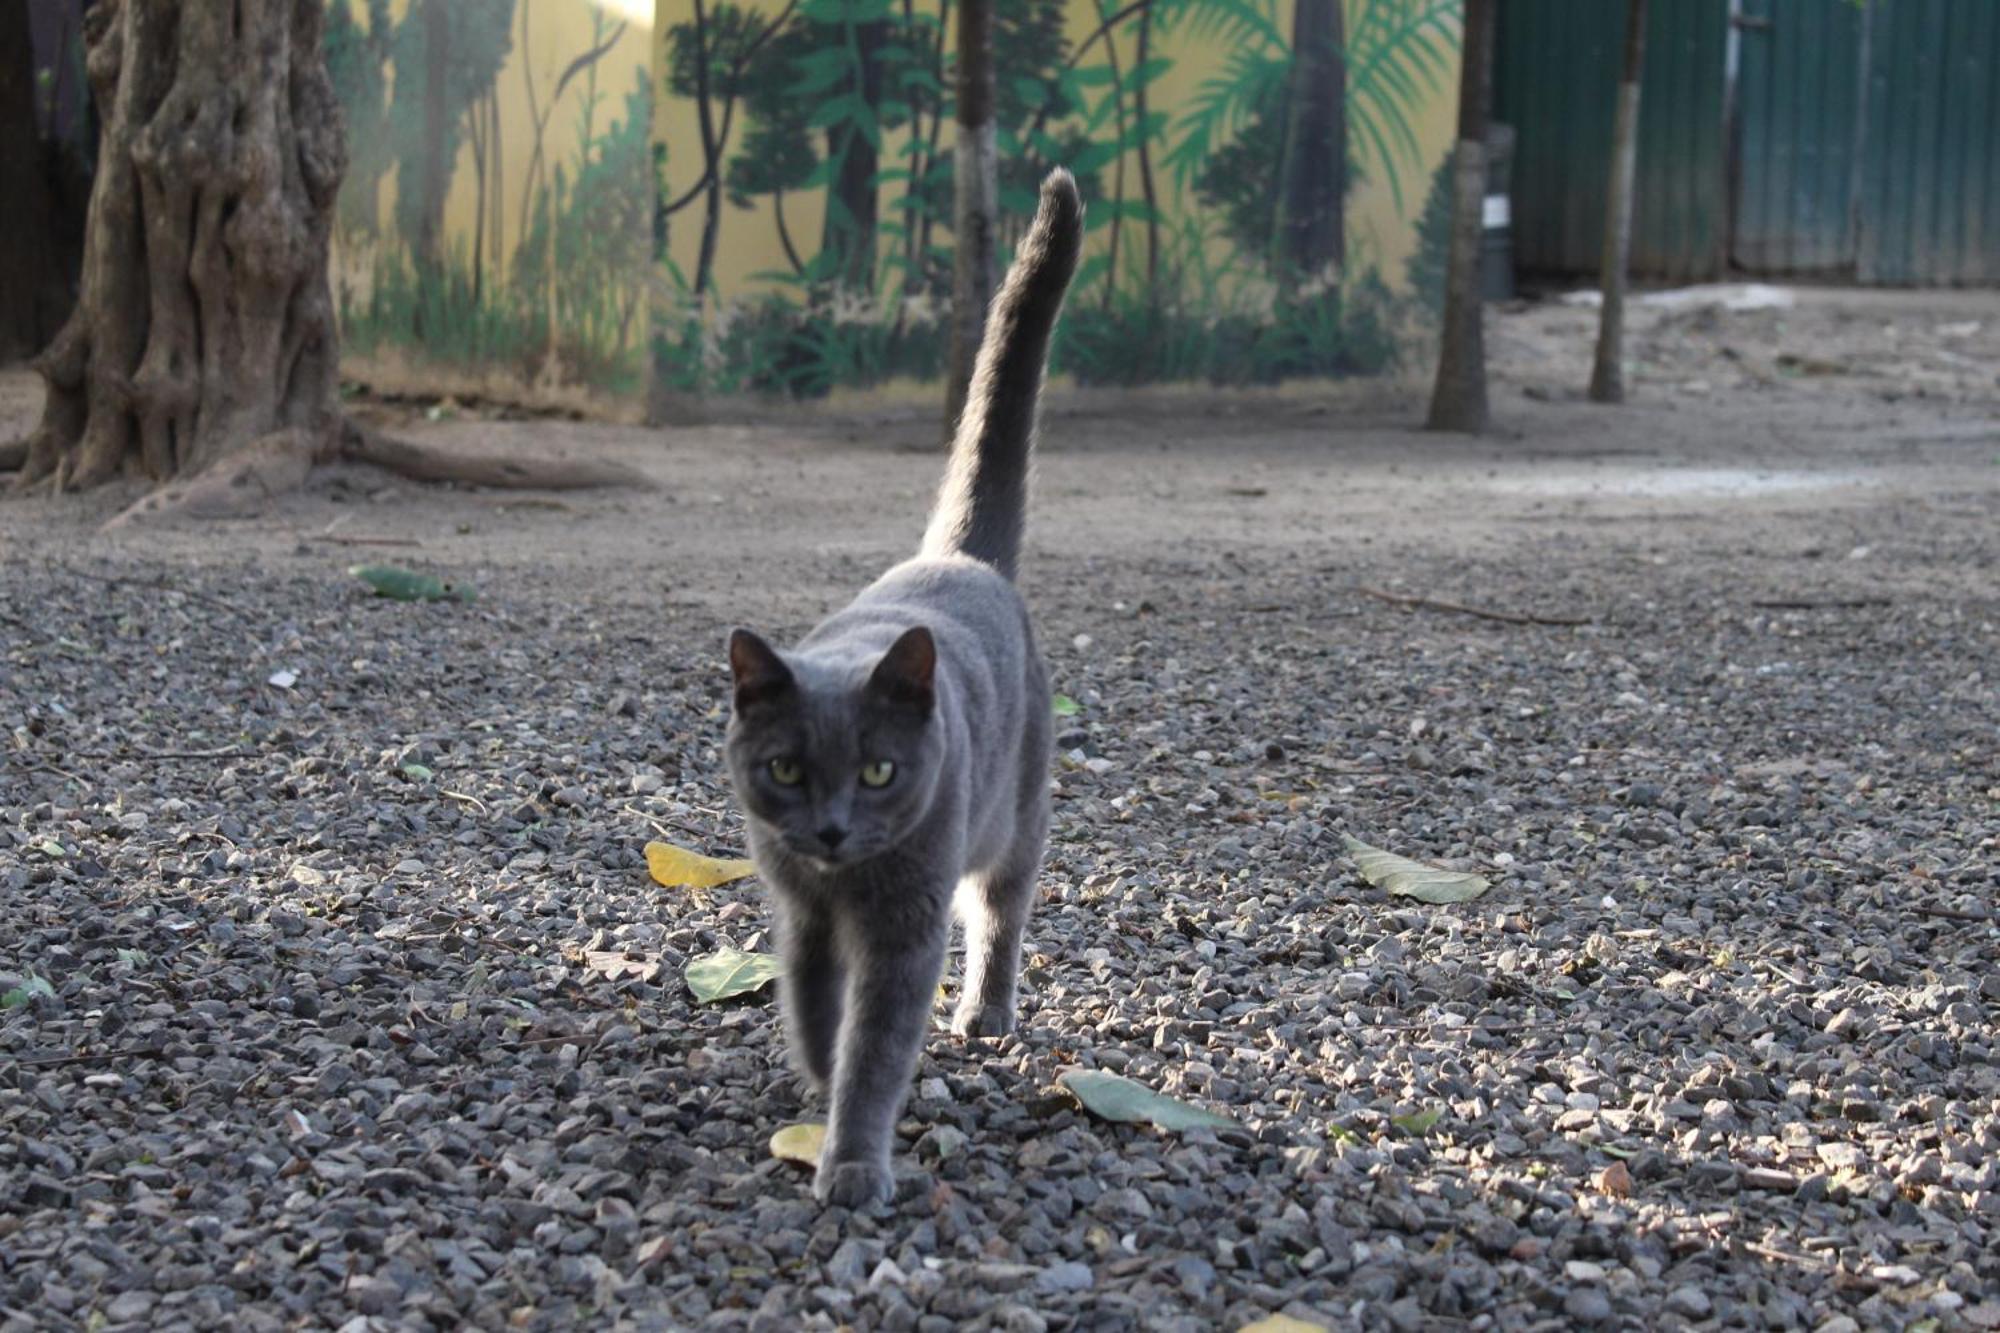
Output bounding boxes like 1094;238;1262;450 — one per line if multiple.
1740;1241;1834;1271
1355;586;1590;628
50;746;250;761
310;534;426;549
4;1045;166;1069
1904;903;1995;925
1751;597;1893;610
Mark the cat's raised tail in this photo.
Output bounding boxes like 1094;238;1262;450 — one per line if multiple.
920;169;1084;581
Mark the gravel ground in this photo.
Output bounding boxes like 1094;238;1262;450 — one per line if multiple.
3;288;1999;1331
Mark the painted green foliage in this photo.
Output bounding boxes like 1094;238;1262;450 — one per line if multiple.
657;0;1463;397
325;2;651;395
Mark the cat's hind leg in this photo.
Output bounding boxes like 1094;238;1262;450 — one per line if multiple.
950;848;1042;1039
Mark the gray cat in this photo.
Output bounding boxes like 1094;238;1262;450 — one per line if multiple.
723;170;1083;1209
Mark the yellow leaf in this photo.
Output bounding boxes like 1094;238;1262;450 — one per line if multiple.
645;841;757;890
770;1122;826;1168
1239;1318;1330;1333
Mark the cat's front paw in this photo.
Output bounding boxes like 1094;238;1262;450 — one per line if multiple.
814;1158;893;1209
951;1002;1016;1039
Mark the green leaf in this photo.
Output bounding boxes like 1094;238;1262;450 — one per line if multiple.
685;948;784;1004
35;839;64;859
115;948;150;966
1390;1106;1445;1137
400;763;435;782
1052;693;1081;717
349;565;473;603
1343;836;1491;904
1058;1069;1235;1132
1;975;55;1008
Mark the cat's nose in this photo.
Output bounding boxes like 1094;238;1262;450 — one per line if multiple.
817;825;848;851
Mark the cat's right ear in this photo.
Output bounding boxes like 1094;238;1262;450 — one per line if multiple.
728;629;794;713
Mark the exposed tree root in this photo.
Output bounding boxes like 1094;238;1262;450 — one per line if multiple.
337;420;655;493
78;417;652;527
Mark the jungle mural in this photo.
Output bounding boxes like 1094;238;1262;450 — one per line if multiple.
320;1;1461;409
651;0;1463;401
325;1;655;410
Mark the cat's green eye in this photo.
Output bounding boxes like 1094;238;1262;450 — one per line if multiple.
859;759;897;789
768;757;805;787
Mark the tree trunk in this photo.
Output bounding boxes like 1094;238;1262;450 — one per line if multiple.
820;16;887;292
1589;0;1647;404
15;0;349;492
1273;0;1346;278
1425;0;1494;434
0;1;71;365
9;0;646;510
944;0;998;439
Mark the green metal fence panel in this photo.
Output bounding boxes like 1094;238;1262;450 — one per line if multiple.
1731;0;1864;274
1495;0;1729;282
1859;0;2000;283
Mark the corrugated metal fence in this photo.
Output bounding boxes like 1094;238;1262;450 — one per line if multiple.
1497;0;2000;285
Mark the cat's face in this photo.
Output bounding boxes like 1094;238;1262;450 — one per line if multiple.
723;626;945;867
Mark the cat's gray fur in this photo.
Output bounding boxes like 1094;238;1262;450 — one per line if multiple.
723;170;1083;1209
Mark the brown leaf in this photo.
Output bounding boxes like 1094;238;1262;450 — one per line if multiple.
1597;1160;1633;1197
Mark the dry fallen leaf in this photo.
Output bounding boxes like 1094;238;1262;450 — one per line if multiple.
1343;835;1491;904
1239;1317;1330;1333
583;950;664;984
1597;1160;1633;1197
770;1122;826;1168
645;840;757;890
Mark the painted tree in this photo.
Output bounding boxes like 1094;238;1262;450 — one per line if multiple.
945;0;998;435
323;0;392;240
726;23;821;275
662;0;799;297
1588;0;1646;403
1424;0;1494;434
9;0;644;512
818;11;890;291
1273;0;1345;276
385;0;516;286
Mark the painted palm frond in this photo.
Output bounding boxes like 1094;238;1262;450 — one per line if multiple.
1163;46;1289;193
1343;0;1458;213
1153;0;1287;50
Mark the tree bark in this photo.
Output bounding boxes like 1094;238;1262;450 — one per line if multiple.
944;0;998;439
15;0;349;492
1425;0;1494;434
1274;0;1346;278
0;1;74;365
1589;0;1647;404
9;0;648;510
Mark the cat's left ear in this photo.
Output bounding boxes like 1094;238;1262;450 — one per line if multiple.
868;626;936;713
